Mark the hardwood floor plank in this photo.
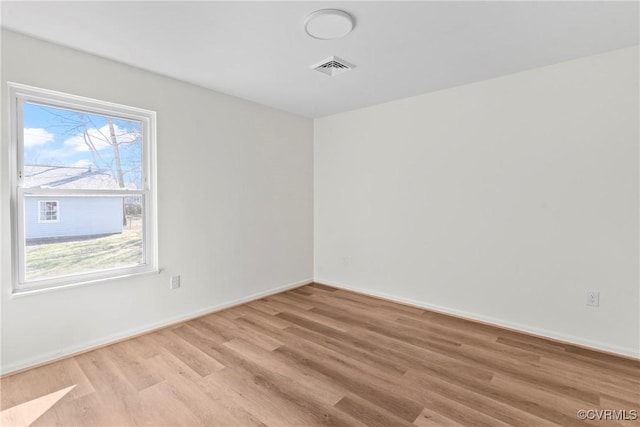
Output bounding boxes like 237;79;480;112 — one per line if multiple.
199;313;284;351
307;283;339;292
149;329;225;376
245;299;284;316
127;334;162;359
488;374;629;427
72;351;141;425
335;394;415;427
102;341;164;391
223;337;345;406
231;304;291;329
410;387;512;427
274;344;424;422
172;322;350;413
497;336;639;378
147;339;267;427
536;357;639;401
280;303;352;332
401;368;563;427
331;289;426;316
413;407;465;426
396;315;542;362
135;381;205;426
281;322;409;377
276;311;353;339
144;355;258;427
355;322;602;405
563;344;640;369
267;293;315;310
32;391;114;426
207;362;359;427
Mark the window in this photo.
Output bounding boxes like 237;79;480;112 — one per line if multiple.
10;83;157;293
38;200;59;223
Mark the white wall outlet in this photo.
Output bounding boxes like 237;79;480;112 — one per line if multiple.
586;291;599;307
170;275;181;290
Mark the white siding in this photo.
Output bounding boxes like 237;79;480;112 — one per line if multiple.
25;197;123;240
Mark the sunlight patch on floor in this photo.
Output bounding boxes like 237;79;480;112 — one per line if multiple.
0;385;75;427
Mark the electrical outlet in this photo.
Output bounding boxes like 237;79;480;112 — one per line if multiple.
586;291;599;307
170;275;180;290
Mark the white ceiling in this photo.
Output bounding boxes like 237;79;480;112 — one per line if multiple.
2;1;638;118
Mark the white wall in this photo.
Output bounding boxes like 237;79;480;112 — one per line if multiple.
315;47;639;357
0;30;314;374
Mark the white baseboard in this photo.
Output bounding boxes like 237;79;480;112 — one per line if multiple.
315;278;640;360
1;278;312;376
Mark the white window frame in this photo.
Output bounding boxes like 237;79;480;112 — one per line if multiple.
38;200;59;223
9;83;158;294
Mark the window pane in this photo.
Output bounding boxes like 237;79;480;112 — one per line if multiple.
22;102;143;190
38;201;58;222
24;195;144;281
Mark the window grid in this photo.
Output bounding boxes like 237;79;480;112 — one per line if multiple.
38;200;59;223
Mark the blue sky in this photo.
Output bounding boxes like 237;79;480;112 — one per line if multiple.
23;102;143;189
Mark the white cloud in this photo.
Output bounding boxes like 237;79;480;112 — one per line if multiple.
24;128;54;147
64;124;138;153
63;125;112;152
30;147;75;162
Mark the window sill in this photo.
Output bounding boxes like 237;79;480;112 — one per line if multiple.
11;268;161;298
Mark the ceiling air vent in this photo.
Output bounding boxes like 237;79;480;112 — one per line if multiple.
311;56;355;76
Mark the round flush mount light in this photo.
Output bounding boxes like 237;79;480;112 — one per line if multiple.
305;9;354;40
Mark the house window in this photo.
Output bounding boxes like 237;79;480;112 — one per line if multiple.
38;200;59;223
10;83;157;293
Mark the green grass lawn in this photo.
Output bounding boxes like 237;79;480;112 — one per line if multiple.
26;219;143;281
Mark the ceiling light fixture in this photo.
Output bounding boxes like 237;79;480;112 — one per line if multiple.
305;9;354;40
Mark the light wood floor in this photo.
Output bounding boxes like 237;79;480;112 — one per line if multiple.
1;283;638;426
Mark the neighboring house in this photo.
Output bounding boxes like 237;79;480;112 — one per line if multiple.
23;165;123;241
